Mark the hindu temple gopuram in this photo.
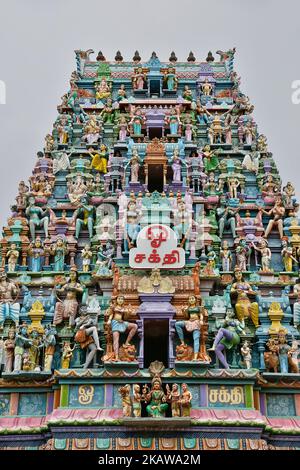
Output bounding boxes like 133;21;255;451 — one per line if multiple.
0;48;300;451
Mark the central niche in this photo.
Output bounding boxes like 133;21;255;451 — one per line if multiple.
147;164;164;192
144;138;167;193
143;319;169;368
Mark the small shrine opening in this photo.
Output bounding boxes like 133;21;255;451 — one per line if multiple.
149;79;160;97
148;127;163;140
144;319;169;367
147;164;164;192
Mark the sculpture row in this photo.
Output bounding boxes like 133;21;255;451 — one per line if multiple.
0;49;299;381
119;380;192;418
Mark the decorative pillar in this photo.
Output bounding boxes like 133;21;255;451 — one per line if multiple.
268;302;285;335
257;337;266;370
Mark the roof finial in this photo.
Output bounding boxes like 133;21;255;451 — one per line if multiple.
187;51;196;62
96;51;106;62
206;51;215;62
133;50;141;63
115;50;123;62
169;51;177;63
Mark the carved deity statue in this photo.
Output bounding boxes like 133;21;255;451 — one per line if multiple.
230;268;259;327
175;295;204;361
53;268;83;326
74;306;103;368
105;296;137;362
143;378;168;418
0;270;20;328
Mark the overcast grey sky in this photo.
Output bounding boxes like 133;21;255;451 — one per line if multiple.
0;0;299;226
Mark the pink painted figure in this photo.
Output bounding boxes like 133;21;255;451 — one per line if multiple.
172;150;182;182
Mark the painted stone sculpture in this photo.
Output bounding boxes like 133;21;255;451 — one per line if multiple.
0;49;299;450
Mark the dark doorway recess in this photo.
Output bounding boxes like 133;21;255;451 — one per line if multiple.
148;164;164;192
149;79;160;97
143;319;169;368
149;127;163;140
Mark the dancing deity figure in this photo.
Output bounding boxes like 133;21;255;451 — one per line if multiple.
107;296;137;361
74;306;103;368
143;378;168;418
89;144;108;174
95;242;115;276
209;309;246;369
258;196;285;239
195;99;210;124
202;145;219;172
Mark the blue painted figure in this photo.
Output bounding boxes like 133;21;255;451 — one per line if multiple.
0;271;20;327
175;296;203;361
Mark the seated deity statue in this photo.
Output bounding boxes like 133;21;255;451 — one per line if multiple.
67;175;87;206
95;77;111;101
209;309;246;369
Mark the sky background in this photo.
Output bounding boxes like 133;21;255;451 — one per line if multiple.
0;0;299;226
